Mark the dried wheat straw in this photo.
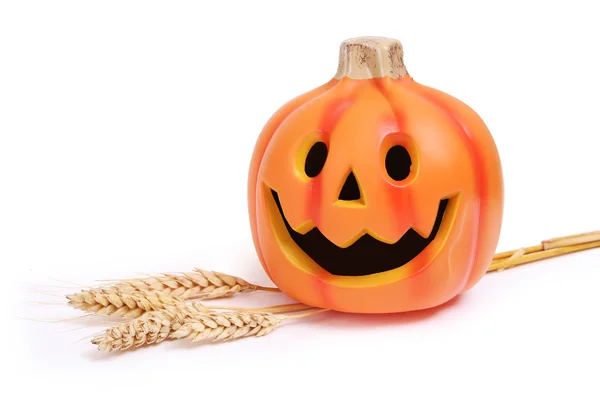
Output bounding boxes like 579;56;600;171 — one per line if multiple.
210;302;313;314
489;230;600;272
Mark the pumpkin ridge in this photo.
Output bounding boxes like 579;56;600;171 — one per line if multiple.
370;78;418;243
306;79;364;307
403;82;484;292
249;79;338;279
373;78;440;298
409;83;503;292
309;79;359;228
254;78;356;294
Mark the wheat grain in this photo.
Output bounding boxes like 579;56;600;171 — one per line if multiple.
91;304;283;352
67;287;207;318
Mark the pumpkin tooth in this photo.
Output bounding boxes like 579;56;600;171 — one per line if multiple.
411;194;444;238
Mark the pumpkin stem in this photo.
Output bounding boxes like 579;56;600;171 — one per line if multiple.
334;36;409;80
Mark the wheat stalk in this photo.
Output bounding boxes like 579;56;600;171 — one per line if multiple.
67;287;207;318
489;230;600;272
91;304;287;352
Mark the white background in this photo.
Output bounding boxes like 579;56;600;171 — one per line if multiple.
1;0;599;397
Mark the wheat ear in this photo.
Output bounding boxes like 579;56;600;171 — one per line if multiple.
108;268;278;300
66;267;277;318
67;287;207;318
91;304;288;352
170;311;284;342
92;310;173;352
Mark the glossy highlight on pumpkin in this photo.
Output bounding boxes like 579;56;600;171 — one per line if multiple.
248;37;504;313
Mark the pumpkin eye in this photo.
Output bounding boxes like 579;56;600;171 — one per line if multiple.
385;145;412;181
304;141;328;178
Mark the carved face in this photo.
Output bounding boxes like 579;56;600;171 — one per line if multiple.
248;44;503;314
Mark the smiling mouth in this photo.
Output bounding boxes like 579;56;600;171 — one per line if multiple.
271;189;450;276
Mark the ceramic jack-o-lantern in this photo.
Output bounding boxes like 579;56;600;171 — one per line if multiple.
248;37;504;313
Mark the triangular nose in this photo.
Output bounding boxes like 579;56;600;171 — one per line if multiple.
338;171;362;201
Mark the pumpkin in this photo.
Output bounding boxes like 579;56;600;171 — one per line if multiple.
248;37;504;313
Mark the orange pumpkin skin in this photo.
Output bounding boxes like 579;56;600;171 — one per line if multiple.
248;38;503;313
